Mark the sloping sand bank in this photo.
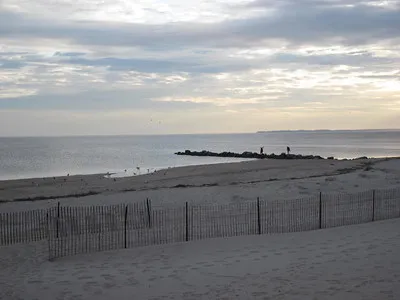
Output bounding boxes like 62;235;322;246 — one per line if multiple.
1;158;399;211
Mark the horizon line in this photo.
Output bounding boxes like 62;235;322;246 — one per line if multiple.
0;128;399;138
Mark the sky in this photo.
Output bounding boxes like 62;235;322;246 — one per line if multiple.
0;0;399;136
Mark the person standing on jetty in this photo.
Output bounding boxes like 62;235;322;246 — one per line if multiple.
287;146;291;155
260;146;264;155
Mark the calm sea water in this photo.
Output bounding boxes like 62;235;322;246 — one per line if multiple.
0;131;399;180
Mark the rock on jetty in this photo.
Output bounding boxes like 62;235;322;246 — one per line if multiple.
175;150;325;160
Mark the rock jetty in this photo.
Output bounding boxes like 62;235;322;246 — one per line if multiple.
175;150;325;160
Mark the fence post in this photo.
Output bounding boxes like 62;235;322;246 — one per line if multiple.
98;207;101;252
372;189;375;222
56;202;60;238
146;198;152;228
124;205;128;249
5;213;9;245
319;192;322;229
47;212;52;261
185;202;189;242
257;197;261;235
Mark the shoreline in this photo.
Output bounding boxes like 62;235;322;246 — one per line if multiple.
0;157;399;210
1;155;397;183
0;157;257;182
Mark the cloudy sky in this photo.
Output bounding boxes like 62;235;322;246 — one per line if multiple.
0;0;399;136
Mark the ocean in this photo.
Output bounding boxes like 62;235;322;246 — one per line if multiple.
0;131;399;180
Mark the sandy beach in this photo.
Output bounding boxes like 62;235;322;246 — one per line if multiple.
0;157;399;211
0;158;400;299
1;218;400;299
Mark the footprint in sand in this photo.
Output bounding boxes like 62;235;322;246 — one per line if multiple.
103;282;115;289
148;276;162;282
298;257;308;261
27;280;43;284
78;275;93;280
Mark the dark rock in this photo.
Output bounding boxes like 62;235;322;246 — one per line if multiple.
175;150;325;160
354;156;368;160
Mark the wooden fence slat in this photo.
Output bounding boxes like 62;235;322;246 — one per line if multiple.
13;211;17;244
9;212;13;245
13;212;17;244
0;213;3;245
31;210;34;242
37;210;42;241
2;213;6;245
17;212;21;244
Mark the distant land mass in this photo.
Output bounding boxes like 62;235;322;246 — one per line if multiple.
256;129;400;133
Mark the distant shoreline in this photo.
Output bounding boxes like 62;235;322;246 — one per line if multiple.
256;129;400;134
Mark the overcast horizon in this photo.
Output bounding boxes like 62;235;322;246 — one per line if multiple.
1;128;400;138
1;0;400;136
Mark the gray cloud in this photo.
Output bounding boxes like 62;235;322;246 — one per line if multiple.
0;89;212;110
0;60;24;69
1;2;400;50
244;0;373;8
60;57;250;74
268;52;393;66
53;52;86;57
359;74;400;79
0;51;29;56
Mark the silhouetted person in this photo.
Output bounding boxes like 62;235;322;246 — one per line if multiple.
260;147;264;155
287;146;291;155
